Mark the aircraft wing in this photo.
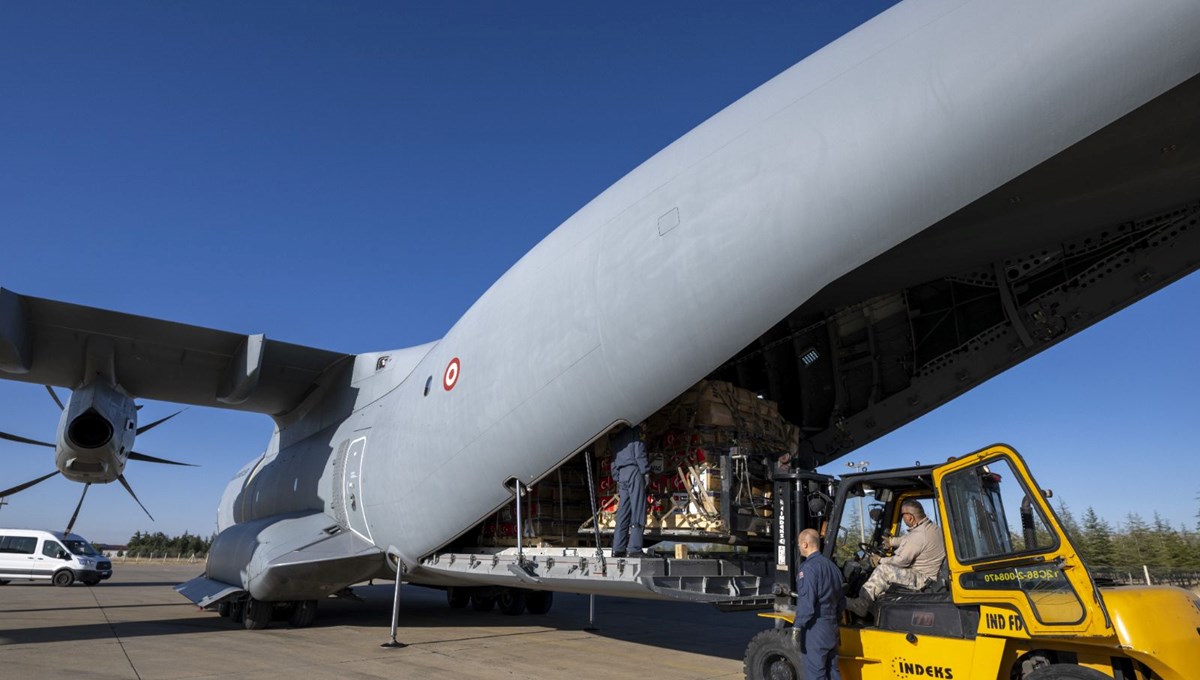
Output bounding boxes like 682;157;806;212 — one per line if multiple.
0;288;352;417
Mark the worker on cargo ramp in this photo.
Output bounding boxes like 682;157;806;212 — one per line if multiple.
610;424;649;558
845;499;946;618
796;528;845;680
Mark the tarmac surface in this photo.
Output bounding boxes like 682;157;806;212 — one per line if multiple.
0;563;770;679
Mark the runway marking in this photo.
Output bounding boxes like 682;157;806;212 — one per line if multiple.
87;585;144;680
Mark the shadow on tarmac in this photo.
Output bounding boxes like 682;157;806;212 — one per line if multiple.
0;580;764;660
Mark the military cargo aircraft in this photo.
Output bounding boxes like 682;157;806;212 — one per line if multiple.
1;0;1198;627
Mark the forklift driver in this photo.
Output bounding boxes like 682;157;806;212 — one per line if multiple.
845;499;945;618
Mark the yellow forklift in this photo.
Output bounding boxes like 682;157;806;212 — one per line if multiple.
744;444;1200;680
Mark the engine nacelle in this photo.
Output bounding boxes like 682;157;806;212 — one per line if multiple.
54;380;137;484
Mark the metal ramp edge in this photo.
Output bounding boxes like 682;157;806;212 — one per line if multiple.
411;547;774;606
175;574;245;609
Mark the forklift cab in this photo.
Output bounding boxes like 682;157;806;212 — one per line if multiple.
825;466;943;605
816;444;1106;639
751;444;1198;680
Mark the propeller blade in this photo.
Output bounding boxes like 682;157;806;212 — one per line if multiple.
128;451;198;467
65;483;91;535
135;409;184;436
45;385;65;411
0;431;55;448
0;470;60;497
116;474;154;522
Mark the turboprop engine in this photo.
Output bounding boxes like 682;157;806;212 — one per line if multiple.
54;379;137;483
0;379;195;532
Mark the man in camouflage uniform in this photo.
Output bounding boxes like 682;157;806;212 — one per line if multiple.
846;499;946;618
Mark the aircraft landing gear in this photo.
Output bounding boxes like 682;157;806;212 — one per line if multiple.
497;589;527;615
288;600;318;628
457;587;553;615
470;593;495;611
525;590;553;615
446;587;470;608
243;597;271;630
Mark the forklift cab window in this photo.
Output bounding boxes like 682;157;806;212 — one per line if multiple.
942;457;1057;563
942;456;1083;625
832;482;875;565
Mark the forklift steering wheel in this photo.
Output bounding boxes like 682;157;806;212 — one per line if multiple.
858;541;886;558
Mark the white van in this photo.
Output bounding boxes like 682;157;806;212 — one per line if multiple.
0;529;113;586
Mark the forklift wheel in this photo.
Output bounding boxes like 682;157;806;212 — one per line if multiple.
1025;666;1112;680
743;628;803;680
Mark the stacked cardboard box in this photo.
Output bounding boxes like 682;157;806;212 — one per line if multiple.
471;380;798;548
585;380;797;543
477;466;594;547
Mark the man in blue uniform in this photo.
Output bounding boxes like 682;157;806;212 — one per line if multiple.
610;424;649;557
795;528;844;680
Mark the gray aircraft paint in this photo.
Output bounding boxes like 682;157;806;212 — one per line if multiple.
354;0;1200;565
4;0;1200;602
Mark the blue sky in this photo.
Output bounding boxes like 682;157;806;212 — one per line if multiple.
1;2;1196;545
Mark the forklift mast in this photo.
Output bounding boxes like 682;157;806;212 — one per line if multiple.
770;468;834;605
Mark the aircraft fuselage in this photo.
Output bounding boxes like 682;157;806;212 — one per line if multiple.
208;0;1200;593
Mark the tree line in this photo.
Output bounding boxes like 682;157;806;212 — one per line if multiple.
113;496;1199;569
1057;501;1200;571
123;530;214;556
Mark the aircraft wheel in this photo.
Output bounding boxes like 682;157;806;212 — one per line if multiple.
446;587;470;609
229;600;245;624
243;598;271;630
217;601;231;618
525;591;553;615
288;600;318;628
497;589;527;616
0;580;9;586
52;570;75;587
742;628;803;680
470;594;495;612
1025;665;1112;680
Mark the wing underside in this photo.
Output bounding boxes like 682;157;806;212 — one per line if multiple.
0;291;351;417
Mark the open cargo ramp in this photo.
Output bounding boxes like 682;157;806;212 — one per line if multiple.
411;547;776;610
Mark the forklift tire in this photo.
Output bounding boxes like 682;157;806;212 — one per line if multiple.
743;628;804;680
471;594;495;612
525;591;553;615
1025;666;1112;680
497;589;527;616
446;587;470;609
